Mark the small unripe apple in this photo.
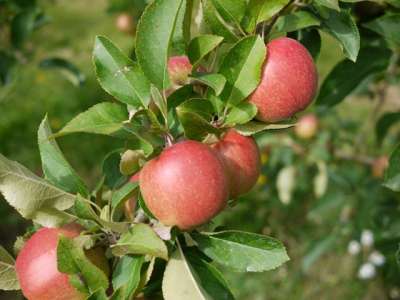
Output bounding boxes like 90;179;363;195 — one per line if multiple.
372;156;389;179
124;172;140;220
116;13;134;33
212;129;261;198
295;114;319;139
16;225;108;300
167;56;192;86
249;37;318;122
140;140;229;229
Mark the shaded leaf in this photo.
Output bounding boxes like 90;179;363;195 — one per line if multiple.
38;116;88;196
384;144;400;192
224;102;257;126
318;8;360;62
57;237;108;294
376;112;400;145
136;0;185;89
111;224;168;260
242;0;290;33
363;14;400;48
188;35;224;68
0;153;74;227
39;57;86;86
0;246;19;291
162;244;234;300
94;36;151;108
190;73;226;96
274;10;320;33
316;47;391;107
235;121;294;136
219;35;266;105
113;255;145;298
192;231;289;272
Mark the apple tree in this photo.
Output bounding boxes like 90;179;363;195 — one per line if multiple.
0;0;399;299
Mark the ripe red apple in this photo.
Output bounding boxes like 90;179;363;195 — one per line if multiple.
295;114;319;139
212;129;261;198
249;37;318;122
139;140;229;229
16;225;109;300
116;13;134;33
372;155;389;179
124;172;140;220
167;55;192;86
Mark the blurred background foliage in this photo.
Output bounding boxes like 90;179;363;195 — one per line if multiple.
1;0;400;299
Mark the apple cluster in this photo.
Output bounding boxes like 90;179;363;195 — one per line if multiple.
14;37;317;300
137;37;318;230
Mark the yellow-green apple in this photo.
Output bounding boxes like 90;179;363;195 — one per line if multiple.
15;224;109;300
212;129;261;198
249;37;318;122
295;114;319;139
139;140;229;229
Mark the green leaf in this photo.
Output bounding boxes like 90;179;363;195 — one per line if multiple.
210;0;247;32
192;231;289;272
102;149;126;189
235;121;294;136
39;57;86;86
56;102;151;145
87;289;108;300
363;14;400;48
376;112;400;145
57;237;109;294
112;255;145;299
11;8;38;48
299;29;322;60
38;116;88;197
313;0;339;11
242;0;291;33
0;50;17;85
138;193;156;219
188;35;224;68
162;244;234;300
111;182;138;209
0;246;19;291
136;0;185;89
316;47;391;108
318;8;360;62
224;102;257;126
202;0;239;43
219;35;266;105
176;99;221;140
150;85;168;123
111;224;168;260
94;36;150;108
190;73;226;96
74;195;129;233
274;11;321;33
0;153;74;227
384;144;400;192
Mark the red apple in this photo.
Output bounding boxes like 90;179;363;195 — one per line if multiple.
249;37;318;122
212;129;261;198
15;225;108;300
125;172;140;220
295;114;319;139
167;56;192;86
116;13;134;33
139;140;229;229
